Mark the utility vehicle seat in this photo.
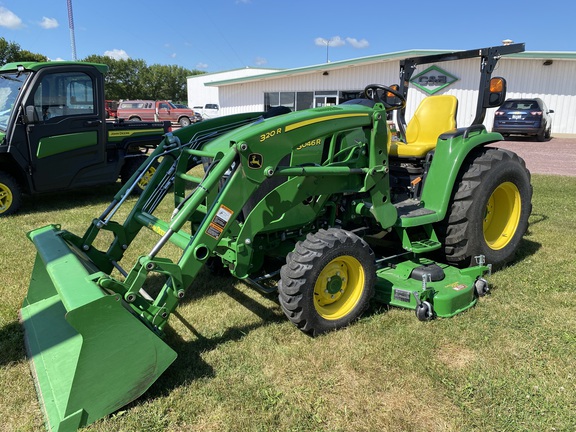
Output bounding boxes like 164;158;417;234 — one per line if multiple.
390;95;458;158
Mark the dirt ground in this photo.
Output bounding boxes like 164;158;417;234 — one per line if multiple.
488;136;575;177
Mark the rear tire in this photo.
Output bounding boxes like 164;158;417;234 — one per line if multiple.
278;228;375;336
536;130;546;142
0;172;22;216
437;148;532;269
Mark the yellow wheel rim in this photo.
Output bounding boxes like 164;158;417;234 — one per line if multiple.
313;255;365;320
137;166;156;189
483;182;521;250
0;182;13;214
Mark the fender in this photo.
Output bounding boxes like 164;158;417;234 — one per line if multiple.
399;126;503;227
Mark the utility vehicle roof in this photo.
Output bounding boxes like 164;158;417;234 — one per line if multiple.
0;61;108;74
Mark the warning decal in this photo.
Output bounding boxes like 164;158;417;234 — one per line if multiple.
205;205;234;239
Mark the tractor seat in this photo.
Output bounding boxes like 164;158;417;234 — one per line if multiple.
390;95;458;158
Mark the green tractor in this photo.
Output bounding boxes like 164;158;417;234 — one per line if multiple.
20;43;531;431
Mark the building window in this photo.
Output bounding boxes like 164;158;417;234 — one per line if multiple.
340;90;364;102
264;92;279;111
280;92;295;110
264;90;363;112
296;92;314;110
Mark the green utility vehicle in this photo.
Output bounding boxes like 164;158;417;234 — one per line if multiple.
20;43;532;431
0;61;170;215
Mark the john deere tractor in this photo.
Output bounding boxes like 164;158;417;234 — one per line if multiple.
20;43;531;431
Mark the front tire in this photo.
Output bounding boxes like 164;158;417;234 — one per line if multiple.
437;148;532;269
278;228;375;336
0;172;22;216
179;117;191;127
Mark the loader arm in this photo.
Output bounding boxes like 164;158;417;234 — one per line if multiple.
90;104;397;329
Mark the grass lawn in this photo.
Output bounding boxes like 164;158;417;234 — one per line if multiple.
0;174;574;432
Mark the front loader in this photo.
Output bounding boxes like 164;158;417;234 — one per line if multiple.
20;44;532;431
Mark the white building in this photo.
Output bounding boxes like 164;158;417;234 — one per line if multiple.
187;67;278;111
187;49;576;135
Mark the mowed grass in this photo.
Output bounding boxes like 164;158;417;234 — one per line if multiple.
0;174;575;432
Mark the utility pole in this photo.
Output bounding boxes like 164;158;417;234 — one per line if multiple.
67;0;77;60
319;38;333;63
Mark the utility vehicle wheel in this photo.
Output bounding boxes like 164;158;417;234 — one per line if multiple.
0;172;22;216
121;156;158;194
437;148;532;269
278;228;375;336
179;117;191;127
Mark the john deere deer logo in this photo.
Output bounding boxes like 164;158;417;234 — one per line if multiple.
248;153;263;169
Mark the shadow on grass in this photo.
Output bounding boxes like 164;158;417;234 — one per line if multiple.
511;238;541;265
132;282;286;404
17;183;121;216
0;320;27;366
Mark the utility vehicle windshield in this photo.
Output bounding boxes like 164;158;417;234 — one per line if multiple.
0;71;29;132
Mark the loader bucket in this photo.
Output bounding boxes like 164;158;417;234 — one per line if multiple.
20;225;177;431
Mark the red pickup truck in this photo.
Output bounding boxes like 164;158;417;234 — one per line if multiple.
117;100;195;127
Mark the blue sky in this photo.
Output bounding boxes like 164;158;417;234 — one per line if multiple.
1;0;574;72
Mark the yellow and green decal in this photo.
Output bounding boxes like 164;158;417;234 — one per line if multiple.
284;113;368;133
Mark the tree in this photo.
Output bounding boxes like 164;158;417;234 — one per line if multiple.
0;38;203;102
140;64;193;102
83;55;148;100
82;55;204;102
0;37;47;65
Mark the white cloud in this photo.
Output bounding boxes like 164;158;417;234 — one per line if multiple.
104;49;130;60
314;36;369;49
170;53;177;58
330;36;346;47
346;37;369;49
314;36;346;48
196;62;209;69
254;56;267;66
39;17;58;29
0;6;23;29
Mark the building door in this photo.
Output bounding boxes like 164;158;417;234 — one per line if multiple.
314;95;338;107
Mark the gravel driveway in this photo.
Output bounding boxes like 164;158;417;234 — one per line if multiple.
488;137;575;177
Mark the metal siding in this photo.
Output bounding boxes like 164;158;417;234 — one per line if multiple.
187;68;277;109
204;56;576;135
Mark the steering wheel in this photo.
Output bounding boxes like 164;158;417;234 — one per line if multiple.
364;84;406;110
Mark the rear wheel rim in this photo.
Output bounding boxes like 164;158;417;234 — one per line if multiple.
313;255;364;320
483;182;521;250
0;182;12;214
